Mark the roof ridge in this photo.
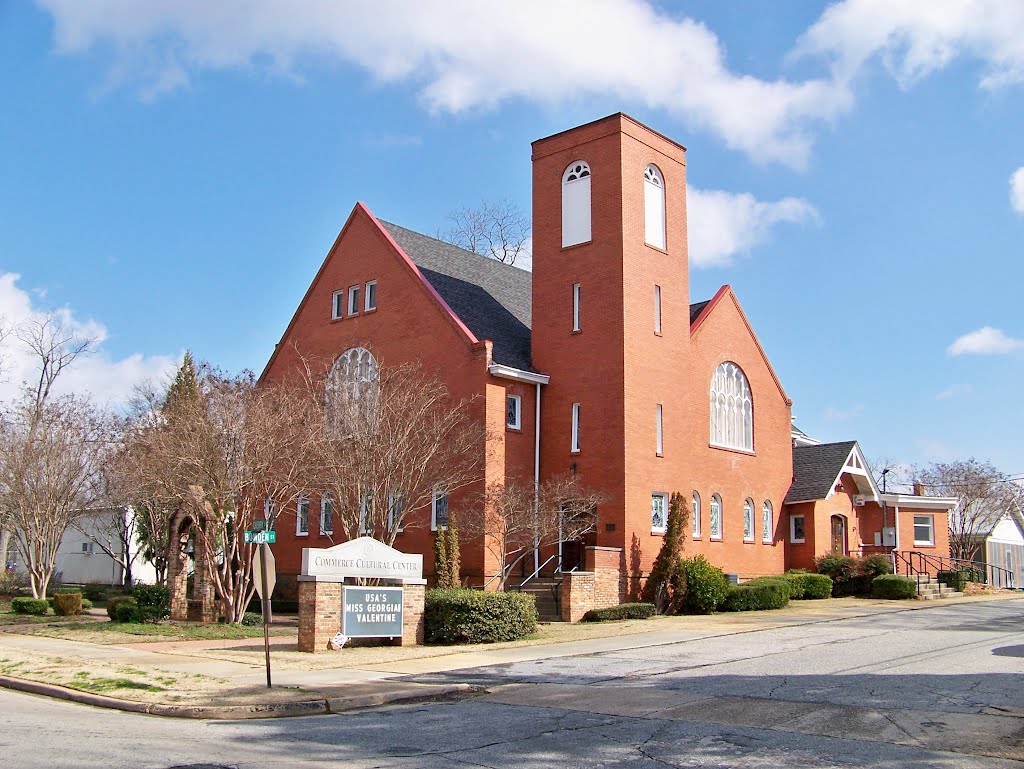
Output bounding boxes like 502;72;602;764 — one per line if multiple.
377;219;533;277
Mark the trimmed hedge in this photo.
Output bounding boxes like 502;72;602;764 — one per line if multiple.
132;584;170;623
11;597;49;615
937;570;968;592
721;579;790;612
872;574;917;600
81;598;93;610
52;593;83;616
679;555;730;614
581;602;657;622
241;611;263;627
815;554;894;596
107;595;138;622
785;572;833;600
425;588;537;644
83;583;109;602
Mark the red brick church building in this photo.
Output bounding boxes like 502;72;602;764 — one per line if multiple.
261;114;950;603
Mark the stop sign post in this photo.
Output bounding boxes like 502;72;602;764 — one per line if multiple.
251;542;276;688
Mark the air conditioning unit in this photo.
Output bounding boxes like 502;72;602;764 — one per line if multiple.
853;495;866;507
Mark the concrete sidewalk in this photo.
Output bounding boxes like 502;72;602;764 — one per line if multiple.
1;591;1019;719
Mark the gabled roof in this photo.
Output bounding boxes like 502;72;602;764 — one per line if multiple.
689;300;710;325
786;440;860;504
380;221;534;371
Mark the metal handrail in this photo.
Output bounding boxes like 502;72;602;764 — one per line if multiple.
519;554;558;588
892;550;1016;589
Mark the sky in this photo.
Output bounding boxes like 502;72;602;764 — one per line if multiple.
1;1;1022;485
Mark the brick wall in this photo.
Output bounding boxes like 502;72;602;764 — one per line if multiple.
297;579;342;653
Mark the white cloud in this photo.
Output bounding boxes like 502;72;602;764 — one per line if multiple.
0;272;178;406
687;188;820;268
35;0;852;167
823;403;864;422
1011;166;1024;214
935;383;972;400
947;326;1024;356
794;0;1024;89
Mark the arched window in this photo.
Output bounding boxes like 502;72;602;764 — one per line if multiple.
710;362;753;451
644;164;666;249
762;500;773;544
562;161;592;247
743;498;755;542
325;347;379;432
710;494;723;540
692;491;701;539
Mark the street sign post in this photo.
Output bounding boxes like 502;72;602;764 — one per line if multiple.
251;543;277;688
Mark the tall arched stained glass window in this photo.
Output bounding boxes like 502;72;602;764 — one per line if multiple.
710;362;753;451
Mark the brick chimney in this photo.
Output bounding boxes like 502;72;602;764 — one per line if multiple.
912;481;926;496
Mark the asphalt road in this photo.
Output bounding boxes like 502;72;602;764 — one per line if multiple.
2;598;1022;769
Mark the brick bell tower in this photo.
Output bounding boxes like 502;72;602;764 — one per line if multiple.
531;114;690;557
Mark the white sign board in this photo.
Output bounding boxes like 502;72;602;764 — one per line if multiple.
301;536;423;582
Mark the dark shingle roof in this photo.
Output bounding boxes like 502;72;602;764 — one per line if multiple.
689;300;709;325
785;441;858;503
380;221;533;370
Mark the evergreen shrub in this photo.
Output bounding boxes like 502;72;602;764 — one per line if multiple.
642;493;689;614
52;592;83;616
132;584;170;623
241;611;263;627
937;570;967;592
871;574;917;600
10;597;48;615
425;588;536;644
581;602;656;622
861;555;894;577
785;572;833;600
107;596;138;622
679;556;729;614
83;583;108;602
721;580;790;612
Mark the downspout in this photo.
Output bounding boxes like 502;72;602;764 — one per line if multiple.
894;504;900;551
534;382;542;574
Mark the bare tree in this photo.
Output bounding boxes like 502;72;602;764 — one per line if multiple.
463;473;607;590
912;459;1018;561
0;393;111;597
311;361;485;547
437;198;531;265
0;315;102;598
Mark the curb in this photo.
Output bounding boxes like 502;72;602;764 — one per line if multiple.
0;675;475;719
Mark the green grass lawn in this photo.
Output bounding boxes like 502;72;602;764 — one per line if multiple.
22;619;294;644
0;610;88;626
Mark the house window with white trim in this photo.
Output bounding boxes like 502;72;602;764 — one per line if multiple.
710;361;753;451
651;493;668;533
81;542;93;554
572;282;581;332
644;164;666;249
913;515;935;546
347;284;360;316
431;487;449;531
710;494;723;540
364;280;377;311
692;492;701;539
655;403;664;456
320;495;334;535
296;496;309;536
654;284;662;334
571;403;581;453
506;394;522;430
762;501;773;544
562;161;592;247
743;499;755;542
332;290;345;320
790;514;806;544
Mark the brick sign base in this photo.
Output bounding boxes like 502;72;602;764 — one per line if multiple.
297;579;424;653
560;545;626;622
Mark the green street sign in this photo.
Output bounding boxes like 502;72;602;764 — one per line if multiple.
244;530;276;544
252;518;267;532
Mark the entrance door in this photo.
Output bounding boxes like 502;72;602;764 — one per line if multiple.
831;515;847;555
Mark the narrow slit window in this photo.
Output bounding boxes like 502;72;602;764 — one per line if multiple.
692;492;701;539
654;285;662;334
655;404;664;456
762;501;773;544
572;282;581;332
571;403;580;453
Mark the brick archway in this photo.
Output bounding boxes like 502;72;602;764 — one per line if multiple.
167;508;217;622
